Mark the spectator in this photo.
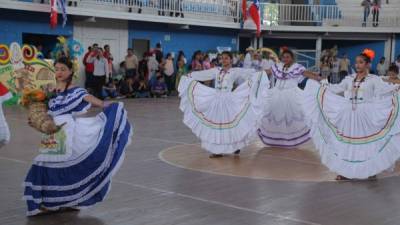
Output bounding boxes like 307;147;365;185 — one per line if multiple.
158;0;168;16
163;53;175;94
191;51;203;71
154;43;164;63
210;58;218;68
330;56;340;83
139;52;150;81
102;79;118;99
174;0;184;17
372;0;381;27
175;58;188;90
103;45;114;77
135;76;150;98
376;57;387;76
120;77;135;98
361;0;371;27
128;0;142;14
148;52;159;84
83;46;94;92
339;53;350;81
176;51;187;69
387;64;399;78
202;54;211;70
86;48;109;99
151;72;168;98
36;44;44;60
117;61;126;79
125;48;139;79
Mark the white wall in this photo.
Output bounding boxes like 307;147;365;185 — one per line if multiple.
73;18;128;86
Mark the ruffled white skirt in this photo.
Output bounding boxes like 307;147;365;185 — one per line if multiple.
178;74;269;154
258;85;310;147
303;80;400;179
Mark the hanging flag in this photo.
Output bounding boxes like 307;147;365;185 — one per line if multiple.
50;0;58;28
249;0;261;37
58;0;68;27
242;0;247;21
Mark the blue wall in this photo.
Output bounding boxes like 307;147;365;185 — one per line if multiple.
323;40;385;73
0;9;73;45
128;21;237;61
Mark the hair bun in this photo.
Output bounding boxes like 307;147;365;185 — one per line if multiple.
362;49;375;61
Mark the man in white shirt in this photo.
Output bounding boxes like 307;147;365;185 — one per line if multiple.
376;57;387;76
86;48;109;99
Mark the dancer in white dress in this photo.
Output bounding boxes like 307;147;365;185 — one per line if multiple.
0;82;12;147
258;49;322;147
303;50;400;180
178;51;269;158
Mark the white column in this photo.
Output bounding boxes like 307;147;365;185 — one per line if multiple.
259;37;263;48
384;35;392;63
391;34;396;63
315;35;322;71
253;35;258;48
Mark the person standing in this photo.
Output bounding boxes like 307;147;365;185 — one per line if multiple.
87;48;109;99
83;46;94;92
154;43;164;63
376;57;387;76
361;0;372;27
372;0;381;27
339;53;351;82
125;48;139;80
162;53;175;94
139;52;150;81
103;45;114;78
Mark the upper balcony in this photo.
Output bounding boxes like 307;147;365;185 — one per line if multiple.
1;0;400;33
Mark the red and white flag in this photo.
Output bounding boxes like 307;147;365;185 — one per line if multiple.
50;0;58;28
249;0;261;37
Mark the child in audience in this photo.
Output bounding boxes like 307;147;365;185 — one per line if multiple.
151;73;168;98
102;79;118;99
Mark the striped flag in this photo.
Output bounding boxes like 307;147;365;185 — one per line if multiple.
58;0;67;27
249;0;261;37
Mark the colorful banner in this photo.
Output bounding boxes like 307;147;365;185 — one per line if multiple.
0;43;56;105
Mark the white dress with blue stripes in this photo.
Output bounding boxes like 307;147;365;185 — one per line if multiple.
23;87;132;216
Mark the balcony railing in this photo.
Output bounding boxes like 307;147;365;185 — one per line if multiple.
260;3;342;26
9;0;400;28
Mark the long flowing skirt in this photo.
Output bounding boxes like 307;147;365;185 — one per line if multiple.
258;86;310;147
23;103;133;216
178;74;269;154
303;80;400;179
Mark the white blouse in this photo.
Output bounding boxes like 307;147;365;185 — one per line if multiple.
188;67;257;92
327;74;399;103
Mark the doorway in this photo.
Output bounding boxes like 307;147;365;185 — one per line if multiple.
132;39;150;60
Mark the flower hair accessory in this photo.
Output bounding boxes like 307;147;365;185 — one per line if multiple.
362;49;375;61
